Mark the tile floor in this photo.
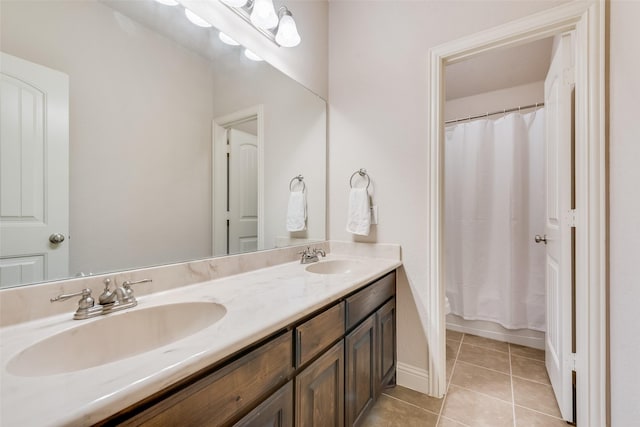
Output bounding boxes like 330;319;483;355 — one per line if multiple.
362;331;567;427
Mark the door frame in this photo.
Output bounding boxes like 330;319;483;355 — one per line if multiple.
212;105;265;253
426;2;606;426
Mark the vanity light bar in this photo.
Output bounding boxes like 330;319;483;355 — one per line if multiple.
219;0;301;48
220;0;280;46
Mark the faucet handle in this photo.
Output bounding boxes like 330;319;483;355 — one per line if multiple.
122;278;152;289
51;288;95;310
121;279;152;301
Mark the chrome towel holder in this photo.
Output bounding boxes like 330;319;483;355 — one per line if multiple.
350;168;370;190
289;174;305;192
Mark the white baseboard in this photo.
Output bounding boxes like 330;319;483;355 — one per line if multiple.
396;362;429;394
446;314;545;350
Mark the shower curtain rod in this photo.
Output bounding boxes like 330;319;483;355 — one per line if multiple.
444;102;545;125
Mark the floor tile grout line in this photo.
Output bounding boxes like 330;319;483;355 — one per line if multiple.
454;359;511;376
439;415;472;427
511;373;552;386
446;383;515;406
510;354;546;363
513;403;566;420
380;392;441;418
437;332;464;425
459;341;511;356
509;341;517;427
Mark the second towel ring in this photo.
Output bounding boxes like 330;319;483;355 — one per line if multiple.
349;168;370;190
290;175;305;192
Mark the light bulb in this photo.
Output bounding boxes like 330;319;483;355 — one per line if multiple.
250;0;278;30
154;0;179;5
219;32;240;46
275;12;300;47
184;9;212;28
221;0;248;7
244;49;263;61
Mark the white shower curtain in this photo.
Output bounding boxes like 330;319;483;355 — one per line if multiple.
444;109;546;331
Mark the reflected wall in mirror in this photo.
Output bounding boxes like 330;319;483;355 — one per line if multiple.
0;0;326;288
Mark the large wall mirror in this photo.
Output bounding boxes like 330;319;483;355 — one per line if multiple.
0;0;327;289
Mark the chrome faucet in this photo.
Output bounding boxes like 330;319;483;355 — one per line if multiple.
299;247;326;264
51;278;152;320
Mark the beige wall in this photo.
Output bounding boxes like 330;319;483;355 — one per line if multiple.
609;0;640;423
328;0;567;387
1;0;215;275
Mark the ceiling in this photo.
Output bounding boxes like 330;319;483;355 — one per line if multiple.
445;37;554;100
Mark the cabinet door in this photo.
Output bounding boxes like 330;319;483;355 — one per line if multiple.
345;315;376;427
296;341;345;427
234;381;293;427
376;298;396;395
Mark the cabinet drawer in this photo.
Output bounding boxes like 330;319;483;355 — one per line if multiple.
346;271;395;330
295;302;345;367
125;332;293;427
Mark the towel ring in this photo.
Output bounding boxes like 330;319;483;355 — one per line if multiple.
349;168;370;190
289;175;305;192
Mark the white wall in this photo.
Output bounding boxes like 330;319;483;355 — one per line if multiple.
328;0;567;388
1;0;215;275
609;1;640;424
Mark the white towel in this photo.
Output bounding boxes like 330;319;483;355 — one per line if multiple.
346;188;371;236
286;191;306;232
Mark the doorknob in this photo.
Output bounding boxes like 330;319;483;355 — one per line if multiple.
534;234;547;244
49;233;65;244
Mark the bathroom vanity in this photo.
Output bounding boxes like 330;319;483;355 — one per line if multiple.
101;271;396;426
0;247;401;427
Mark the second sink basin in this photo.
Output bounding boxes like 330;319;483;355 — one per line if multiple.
305;259;363;275
7;301;226;377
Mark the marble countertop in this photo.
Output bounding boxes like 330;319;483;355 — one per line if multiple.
0;254;401;426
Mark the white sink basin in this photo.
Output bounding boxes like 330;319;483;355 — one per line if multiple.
7;302;226;377
305;259;363;275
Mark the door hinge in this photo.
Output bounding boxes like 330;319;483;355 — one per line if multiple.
225;211;230;220
567;209;577;227
569;352;577;371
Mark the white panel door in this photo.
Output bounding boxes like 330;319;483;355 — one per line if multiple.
0;53;69;288
543;33;574;421
228;129;257;254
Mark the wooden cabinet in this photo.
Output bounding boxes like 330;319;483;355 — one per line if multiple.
119;332;293;427
101;270;397;427
345;315;377;427
376;298;396;395
296;341;345;427
234;381;293;427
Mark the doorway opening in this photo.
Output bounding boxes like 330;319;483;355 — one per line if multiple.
426;3;606;427
443;33;574;423
212;105;264;256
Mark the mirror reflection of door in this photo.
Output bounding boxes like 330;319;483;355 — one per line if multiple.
213;118;258;256
0;53;69;288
